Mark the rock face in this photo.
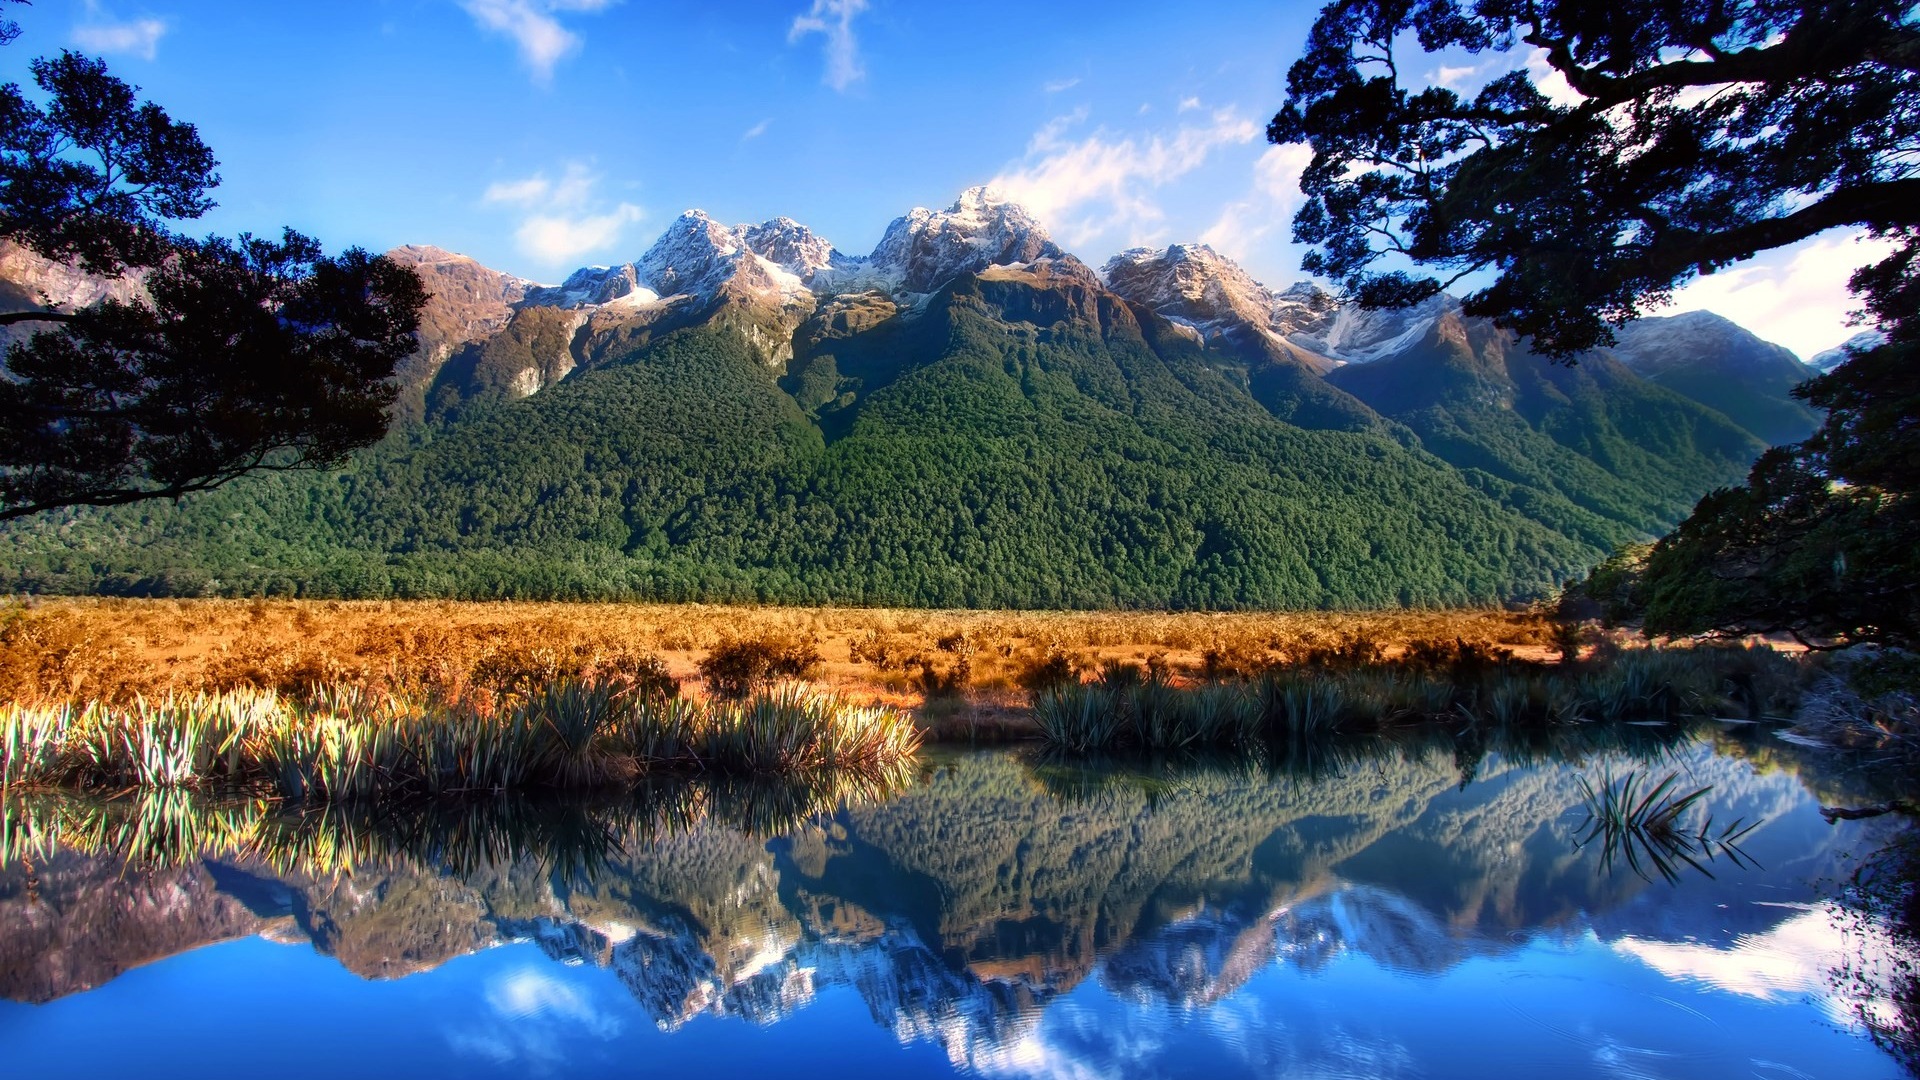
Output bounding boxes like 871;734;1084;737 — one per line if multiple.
1608;310;1823;445
0;240;148;353
1810;328;1888;373
380;245;535;418
1103;244;1340;372
860;185;1064;294
0;853;284;1004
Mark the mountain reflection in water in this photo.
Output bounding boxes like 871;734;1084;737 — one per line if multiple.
0;725;1910;1078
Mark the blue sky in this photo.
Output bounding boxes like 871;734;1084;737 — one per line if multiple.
0;0;1880;357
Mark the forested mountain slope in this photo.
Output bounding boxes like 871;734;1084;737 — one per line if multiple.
0;190;1819;607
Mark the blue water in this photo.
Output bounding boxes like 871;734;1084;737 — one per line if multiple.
0;736;1908;1078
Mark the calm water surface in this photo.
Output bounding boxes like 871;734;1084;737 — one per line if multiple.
1;728;1911;1078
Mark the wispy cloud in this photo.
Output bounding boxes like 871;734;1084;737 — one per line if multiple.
72;2;167;60
1043;77;1081;93
483;161;644;266
1177;96;1202;112
1199;143;1313;263
989;107;1260;248
741;118;771;141
788;0;870;92
459;0;619;83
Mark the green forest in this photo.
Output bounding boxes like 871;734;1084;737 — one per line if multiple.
0;271;1765;608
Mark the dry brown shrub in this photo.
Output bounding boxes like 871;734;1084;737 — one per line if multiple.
0;600;1559;719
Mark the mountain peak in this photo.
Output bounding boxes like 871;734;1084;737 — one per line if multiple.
867;187;1063;293
1610;310;1822;445
1103;243;1289;341
1101;243;1355;368
740;216;844;283
1810;328;1887;373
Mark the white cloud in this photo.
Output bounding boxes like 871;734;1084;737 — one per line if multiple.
483;176;555;205
788;0;870;92
447;967;624;1072
1199;143;1313;263
1665;230;1894;358
1177;96;1202;112
1428;62;1486;89
741;118;772;141
989;107;1260;248
482;162;645;266
1522;47;1587;107
459;0;618;82
71;5;167;60
1043;77;1081;93
1615;905;1900;1032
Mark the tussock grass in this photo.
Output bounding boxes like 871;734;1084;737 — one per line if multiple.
0;679;918;802
1029;642;1807;754
0;597;1555;705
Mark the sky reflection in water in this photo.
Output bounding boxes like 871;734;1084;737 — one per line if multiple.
0;730;1908;1079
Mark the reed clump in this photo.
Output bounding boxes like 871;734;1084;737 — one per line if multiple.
1028;642;1806;753
0;679;919;801
1574;769;1759;883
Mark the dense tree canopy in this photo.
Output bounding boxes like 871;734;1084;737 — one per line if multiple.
1276;0;1918;647
0;34;425;520
1271;0;1917;355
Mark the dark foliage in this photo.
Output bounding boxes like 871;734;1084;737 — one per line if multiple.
0;50;217;274
1271;0;1918;355
1;231;428;519
0;34;426;519
1277;0;1919;649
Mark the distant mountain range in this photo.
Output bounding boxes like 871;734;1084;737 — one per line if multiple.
0;188;1858;605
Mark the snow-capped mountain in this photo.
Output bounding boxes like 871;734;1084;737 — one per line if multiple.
1302;289;1463;364
515;187;1056;321
1810;328;1888;373
1098;243;1461;367
1102;243;1336;369
859;185;1065;294
522;210;845;313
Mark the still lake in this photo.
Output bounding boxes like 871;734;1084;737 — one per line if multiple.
1;727;1911;1078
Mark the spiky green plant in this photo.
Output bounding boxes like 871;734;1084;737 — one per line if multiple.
1575;769;1759;883
1031;683;1124;752
1180;682;1260;747
1;702;74;789
1260;673;1345;736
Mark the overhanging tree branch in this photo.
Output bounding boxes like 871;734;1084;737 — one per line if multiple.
0;309;77;326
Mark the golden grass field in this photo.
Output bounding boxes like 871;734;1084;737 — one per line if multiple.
0;598;1559;729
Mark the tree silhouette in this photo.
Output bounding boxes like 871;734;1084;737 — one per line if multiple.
1275;0;1918;647
0;34;424;520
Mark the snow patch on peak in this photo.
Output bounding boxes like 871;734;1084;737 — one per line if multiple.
1102;244;1343;365
1809;328;1887;373
1307;293;1461;364
863;187;1063;294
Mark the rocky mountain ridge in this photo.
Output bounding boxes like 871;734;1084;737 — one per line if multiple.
384;186;1836;440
